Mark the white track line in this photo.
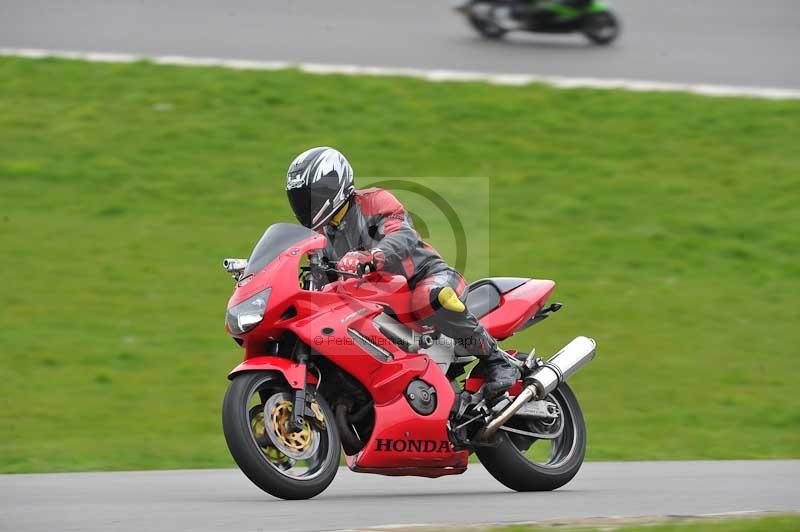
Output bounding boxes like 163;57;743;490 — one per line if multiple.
2;47;799;100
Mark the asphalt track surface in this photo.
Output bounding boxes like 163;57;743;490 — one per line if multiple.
2;461;798;532
1;0;799;89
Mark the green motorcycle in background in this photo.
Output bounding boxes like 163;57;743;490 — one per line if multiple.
455;0;620;45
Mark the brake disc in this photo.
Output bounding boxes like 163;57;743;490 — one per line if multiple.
263;392;320;460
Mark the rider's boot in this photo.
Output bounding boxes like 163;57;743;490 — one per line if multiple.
482;348;522;399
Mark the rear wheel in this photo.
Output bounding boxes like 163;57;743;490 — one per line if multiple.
582;11;620;45
222;372;341;500
476;383;586;491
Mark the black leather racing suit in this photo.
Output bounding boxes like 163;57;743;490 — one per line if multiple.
320;188;497;358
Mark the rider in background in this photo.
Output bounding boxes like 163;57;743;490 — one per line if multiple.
537;0;592;9
523;0;593;16
284;147;520;398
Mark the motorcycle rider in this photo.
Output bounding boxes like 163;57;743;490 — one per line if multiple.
488;0;593;30
519;0;593;18
285;147;520;397
529;0;592;9
554;0;592;7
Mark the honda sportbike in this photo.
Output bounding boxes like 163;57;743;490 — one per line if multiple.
221;223;597;499
455;0;620;45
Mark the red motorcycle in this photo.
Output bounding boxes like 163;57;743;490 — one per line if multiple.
221;223;597;500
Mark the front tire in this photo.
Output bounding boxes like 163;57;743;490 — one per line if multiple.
469;15;508;39
476;383;586;491
582;11;620;45
222;372;341;500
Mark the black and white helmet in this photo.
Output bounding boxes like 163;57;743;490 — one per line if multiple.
286;147;355;229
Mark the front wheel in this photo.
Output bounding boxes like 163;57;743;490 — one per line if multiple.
468;15;508;39
582;11;620;45
464;2;509;39
222;371;341;500
476;383;586;491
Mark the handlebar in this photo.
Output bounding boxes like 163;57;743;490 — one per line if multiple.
301;264;365;281
301;256;380;291
327;267;362;279
331;261;379;278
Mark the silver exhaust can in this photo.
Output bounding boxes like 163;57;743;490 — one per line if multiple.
481;336;596;440
528;336;596;398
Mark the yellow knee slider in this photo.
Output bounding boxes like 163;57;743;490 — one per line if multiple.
437;287;465;313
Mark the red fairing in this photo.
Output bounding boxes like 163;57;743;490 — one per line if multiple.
224;229;552;478
480;279;555;340
226;232;335;357
286;295;426;406
347;358;469;474
322;272;417;324
228;356;317;388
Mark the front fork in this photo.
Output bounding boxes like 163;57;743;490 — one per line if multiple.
290;342;311;430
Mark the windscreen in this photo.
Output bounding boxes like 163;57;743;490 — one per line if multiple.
243;223;318;276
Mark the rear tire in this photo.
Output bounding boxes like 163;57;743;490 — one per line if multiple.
476;383;586;491
222;372;341;500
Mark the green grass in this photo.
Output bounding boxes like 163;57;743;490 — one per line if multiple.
490;515;800;532
1;57;798;472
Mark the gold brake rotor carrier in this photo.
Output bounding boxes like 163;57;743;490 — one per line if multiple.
262;392;322;460
271;401;313;452
250;410;291;463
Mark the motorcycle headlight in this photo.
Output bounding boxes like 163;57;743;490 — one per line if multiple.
226;287;271;334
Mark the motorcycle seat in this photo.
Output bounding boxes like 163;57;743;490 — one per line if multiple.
465;277;528;319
